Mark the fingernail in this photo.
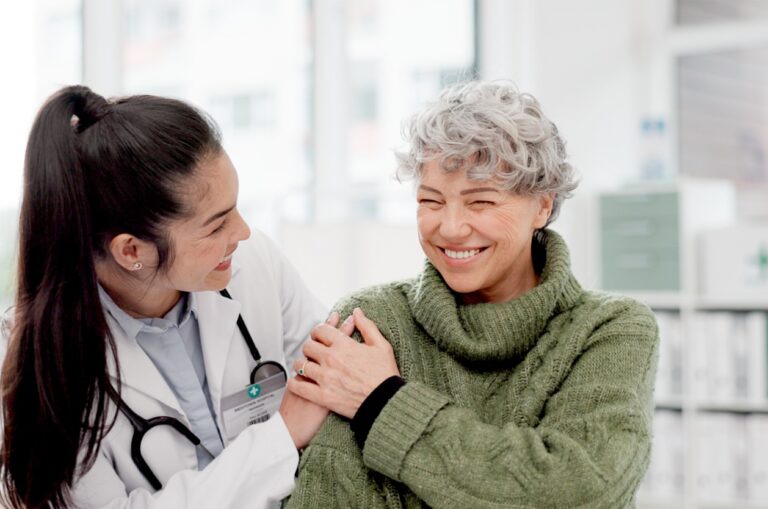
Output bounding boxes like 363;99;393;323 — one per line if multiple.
326;311;339;323
343;314;353;325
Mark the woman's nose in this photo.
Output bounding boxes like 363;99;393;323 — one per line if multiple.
233;209;251;242
438;206;471;240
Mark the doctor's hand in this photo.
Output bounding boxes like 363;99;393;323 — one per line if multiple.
278;311;355;449
279;391;327;450
287;308;400;419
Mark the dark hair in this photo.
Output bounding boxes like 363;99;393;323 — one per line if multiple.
1;85;221;508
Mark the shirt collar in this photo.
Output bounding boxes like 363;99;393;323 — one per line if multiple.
98;285;145;341
98;285;198;340
183;292;199;325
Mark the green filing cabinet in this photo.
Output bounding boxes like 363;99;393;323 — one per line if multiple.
600;192;681;291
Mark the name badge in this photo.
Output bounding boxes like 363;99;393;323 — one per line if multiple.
221;371;286;443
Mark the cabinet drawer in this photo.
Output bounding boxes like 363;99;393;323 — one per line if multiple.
601;217;679;251
600;192;678;220
601;246;680;291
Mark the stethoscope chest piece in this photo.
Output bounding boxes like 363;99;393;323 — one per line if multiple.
115;287;287;490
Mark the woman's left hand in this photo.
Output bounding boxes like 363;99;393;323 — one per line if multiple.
287;308;400;419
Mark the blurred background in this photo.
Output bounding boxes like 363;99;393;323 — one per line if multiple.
1;0;767;507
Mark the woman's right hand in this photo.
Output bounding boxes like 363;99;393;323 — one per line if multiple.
278;312;354;449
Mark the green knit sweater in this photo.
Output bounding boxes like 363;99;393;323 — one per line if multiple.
286;230;659;509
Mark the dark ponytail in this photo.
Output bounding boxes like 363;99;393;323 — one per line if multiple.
1;86;221;508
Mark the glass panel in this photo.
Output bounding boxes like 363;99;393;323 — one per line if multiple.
677;0;768;25
677;47;768;182
123;0;312;234
344;0;475;223
0;0;82;310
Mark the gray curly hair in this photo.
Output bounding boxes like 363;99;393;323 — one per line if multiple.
396;81;578;225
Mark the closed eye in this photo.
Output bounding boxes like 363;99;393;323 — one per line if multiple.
210;219;228;235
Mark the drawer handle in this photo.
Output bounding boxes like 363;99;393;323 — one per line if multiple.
614;196;653;204
614;220;655;236
616;253;655;270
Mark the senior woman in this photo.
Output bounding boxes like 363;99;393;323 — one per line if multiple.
285;81;659;508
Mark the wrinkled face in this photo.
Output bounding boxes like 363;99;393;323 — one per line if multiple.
416;160;553;304
159;150;251;292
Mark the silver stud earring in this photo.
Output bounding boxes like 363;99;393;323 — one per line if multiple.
132;262;143;271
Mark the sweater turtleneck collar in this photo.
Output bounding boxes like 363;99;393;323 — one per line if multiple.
406;229;583;363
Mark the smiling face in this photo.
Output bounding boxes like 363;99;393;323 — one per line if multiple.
98;150;252;317
416;160;554;304
160;150;251;292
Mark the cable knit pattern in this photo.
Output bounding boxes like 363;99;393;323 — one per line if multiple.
285;230;659;509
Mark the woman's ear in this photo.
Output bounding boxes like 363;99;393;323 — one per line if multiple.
108;234;156;272
533;193;555;229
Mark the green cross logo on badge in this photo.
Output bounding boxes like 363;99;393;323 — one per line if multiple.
246;383;262;399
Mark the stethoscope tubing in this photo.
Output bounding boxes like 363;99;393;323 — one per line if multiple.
114;288;287;490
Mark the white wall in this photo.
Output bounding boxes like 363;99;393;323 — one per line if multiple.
531;0;643;193
279;223;425;308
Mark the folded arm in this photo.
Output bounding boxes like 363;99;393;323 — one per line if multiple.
288;306;658;509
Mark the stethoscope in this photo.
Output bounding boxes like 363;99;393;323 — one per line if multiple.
115;288;287;490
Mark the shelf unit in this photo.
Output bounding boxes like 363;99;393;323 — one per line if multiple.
596;185;768;509
630;295;768;509
591;0;768;506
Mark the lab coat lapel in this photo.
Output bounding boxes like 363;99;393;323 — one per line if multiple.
195;289;240;425
107;325;184;416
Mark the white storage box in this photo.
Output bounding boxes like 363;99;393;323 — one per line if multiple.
699;226;768;303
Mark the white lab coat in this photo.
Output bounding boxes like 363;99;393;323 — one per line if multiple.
1;230;327;509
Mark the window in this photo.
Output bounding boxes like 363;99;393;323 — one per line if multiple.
677;0;768;25
208;92;277;131
343;0;476;223
673;0;768;207
0;0;476;308
0;0;82;309
123;0;313;233
121;0;475;230
678;47;768;183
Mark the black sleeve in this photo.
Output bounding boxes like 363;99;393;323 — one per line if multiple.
350;375;406;447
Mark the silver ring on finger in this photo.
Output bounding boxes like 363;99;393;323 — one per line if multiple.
298;360;309;377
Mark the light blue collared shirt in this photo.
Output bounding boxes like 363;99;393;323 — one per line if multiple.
99;287;224;470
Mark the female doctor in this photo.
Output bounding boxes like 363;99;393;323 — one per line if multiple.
0;86;338;509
